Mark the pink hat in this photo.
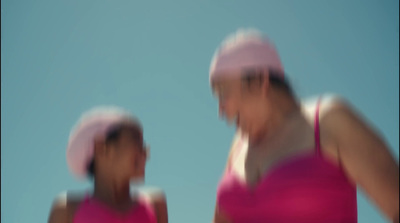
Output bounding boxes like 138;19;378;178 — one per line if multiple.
209;29;284;82
66;106;136;179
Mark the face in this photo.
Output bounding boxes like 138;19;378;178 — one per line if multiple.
107;128;148;180
212;69;272;140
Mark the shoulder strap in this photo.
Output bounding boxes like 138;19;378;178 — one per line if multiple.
314;97;322;156
226;133;245;171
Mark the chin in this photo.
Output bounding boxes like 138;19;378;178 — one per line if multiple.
129;169;145;179
130;176;145;185
246;129;263;143
137;170;146;179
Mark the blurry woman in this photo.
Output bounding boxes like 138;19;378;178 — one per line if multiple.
209;29;399;223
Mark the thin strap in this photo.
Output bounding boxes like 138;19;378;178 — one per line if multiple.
314;97;322;156
84;192;92;203
227;134;245;171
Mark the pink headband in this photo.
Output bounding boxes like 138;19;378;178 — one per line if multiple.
209;30;284;82
66;106;135;179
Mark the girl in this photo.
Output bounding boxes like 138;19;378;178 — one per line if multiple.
48;106;168;223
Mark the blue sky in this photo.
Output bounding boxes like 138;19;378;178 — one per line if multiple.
1;0;398;222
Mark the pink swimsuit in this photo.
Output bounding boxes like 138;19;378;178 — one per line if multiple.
216;100;357;223
73;195;157;223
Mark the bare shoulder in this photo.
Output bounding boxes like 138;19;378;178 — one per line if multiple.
138;188;168;223
48;191;85;223
302;94;399;221
303;94;375;135
300;94;356;161
300;93;349;122
138;188;166;203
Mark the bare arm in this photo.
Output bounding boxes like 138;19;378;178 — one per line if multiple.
48;194;69;223
152;195;168;223
213;206;231;223
48;192;82;223
140;189;168;223
212;132;242;223
322;98;399;222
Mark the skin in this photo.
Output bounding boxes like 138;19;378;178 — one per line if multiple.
48;127;168;223
211;68;399;223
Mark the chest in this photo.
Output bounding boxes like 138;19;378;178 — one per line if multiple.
217;154;357;223
231;125;317;188
72;200;156;223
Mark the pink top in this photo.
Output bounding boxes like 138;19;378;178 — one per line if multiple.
73;195;157;223
216;99;358;223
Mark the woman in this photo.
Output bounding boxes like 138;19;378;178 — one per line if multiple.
48;106;168;223
209;29;399;223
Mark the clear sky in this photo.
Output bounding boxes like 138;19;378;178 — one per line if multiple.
1;0;398;222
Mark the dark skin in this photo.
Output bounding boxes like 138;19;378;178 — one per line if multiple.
48;127;168;223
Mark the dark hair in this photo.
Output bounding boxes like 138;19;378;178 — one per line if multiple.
87;120;143;178
241;68;294;96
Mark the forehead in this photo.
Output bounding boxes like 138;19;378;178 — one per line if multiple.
121;123;142;136
117;128;143;144
107;120;142;138
211;72;243;90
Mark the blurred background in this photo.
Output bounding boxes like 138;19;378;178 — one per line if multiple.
1;0;398;222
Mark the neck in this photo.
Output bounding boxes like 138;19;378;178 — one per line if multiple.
250;91;301;147
93;173;131;205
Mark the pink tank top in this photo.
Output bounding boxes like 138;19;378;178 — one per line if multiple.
216;99;358;223
73;195;157;223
